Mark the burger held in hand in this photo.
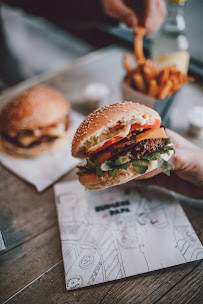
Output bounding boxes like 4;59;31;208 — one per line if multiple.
0;86;71;157
72;101;175;190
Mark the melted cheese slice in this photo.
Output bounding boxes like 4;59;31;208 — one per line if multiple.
17;122;66;147
43;122;65;137
135;127;167;144
18;135;40;146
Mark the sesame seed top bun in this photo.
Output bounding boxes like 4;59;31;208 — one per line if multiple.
0;86;70;132
72;101;161;158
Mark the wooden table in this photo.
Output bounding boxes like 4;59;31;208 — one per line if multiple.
0;47;203;304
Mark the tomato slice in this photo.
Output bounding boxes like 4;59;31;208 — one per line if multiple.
130;119;161;130
89;119;161;156
89;136;123;156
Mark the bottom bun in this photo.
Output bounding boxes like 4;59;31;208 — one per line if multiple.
79;150;173;190
0;131;71;158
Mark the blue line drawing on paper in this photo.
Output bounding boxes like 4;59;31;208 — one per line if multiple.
55;183;203;290
57;191;126;287
173;203;203;262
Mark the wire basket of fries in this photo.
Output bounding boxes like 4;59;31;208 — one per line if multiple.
121;27;194;126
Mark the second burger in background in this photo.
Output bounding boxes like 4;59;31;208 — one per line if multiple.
0;86;71;157
72;101;175;190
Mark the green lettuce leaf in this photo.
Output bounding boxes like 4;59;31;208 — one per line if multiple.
76;165;88;171
121;161;130;170
76;171;85;175
132;160;149;174
76;165;91;175
157;156;173;176
109;168;119;177
166;138;173;145
86;159;95;171
161;146;175;154
100;158;131;178
101;160;115;171
142;151;160;161
115;156;130;166
142;144;175;161
96;166;103;177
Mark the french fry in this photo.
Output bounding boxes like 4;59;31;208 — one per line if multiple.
123;53;133;73
159;67;169;84
185;76;195;83
142;65;158;86
170;84;181;96
125;75;132;87
123;28;194;98
168;65;179;74
134;27;146;63
143;65;153;80
171;83;180;95
158;80;173;99
170;74;179;86
171;76;194;95
133;73;146;93
127;67;139;76
148;79;158;98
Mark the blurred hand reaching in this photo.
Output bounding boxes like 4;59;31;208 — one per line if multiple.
101;0;167;33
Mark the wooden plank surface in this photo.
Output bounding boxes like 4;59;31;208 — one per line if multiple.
1;197;202;304
0;46;203;304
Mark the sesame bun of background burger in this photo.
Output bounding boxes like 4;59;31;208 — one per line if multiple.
0;86;71;157
72;101;175;190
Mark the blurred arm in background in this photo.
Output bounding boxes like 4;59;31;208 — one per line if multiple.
2;0;167;31
0;0;166;89
101;0;167;33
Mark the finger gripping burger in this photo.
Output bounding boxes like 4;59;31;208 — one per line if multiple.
72;101;175;190
0;86;71;157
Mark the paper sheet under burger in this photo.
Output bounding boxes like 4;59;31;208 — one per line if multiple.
54;180;203;290
0;111;84;192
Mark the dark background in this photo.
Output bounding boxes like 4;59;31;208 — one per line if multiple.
0;0;202;90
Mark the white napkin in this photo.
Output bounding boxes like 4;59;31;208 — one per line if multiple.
0;111;84;192
54;180;203;290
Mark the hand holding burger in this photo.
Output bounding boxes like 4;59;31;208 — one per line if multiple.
135;129;203;199
72;101;175;190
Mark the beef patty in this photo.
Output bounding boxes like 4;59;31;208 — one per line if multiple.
124;138;166;160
